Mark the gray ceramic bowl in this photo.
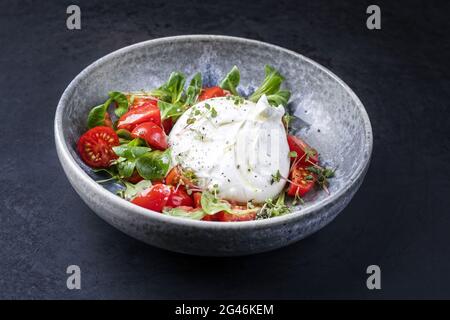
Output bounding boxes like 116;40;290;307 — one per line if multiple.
55;35;372;256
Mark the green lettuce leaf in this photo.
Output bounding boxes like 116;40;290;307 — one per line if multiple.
121;180;152;200
158;101;185;121
219;66;240;96
152;72;186;104
162;207;206;220
109;91;129;117
200;191;233;215
87;99;111;128
112;145;151;160
249;65;290;106
186;72;202;105
267;90;291;107
135;149;171;180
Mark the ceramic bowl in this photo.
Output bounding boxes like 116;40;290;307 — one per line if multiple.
55;35;372;256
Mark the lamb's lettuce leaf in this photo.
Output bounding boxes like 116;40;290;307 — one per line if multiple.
186;72;202;105
249;65;290;106
219;66;240;96
135;149;171;180
200;191;233;215
87;99;111;128
162;207;206;220
109;91;129;117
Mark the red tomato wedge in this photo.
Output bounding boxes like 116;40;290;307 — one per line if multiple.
287;135;319;166
117;103;161;131
198;86;230;101
193;192;202;208
201;206;257;222
127;96;158;110
165;166;182;186
131;184;171;212
131;121;168;150
215;211;257;222
165;187;193;208
131;184;193;212
77;126;119;168
165;165;196;188
162;118;173;134
287;165;316;197
202;214;218;221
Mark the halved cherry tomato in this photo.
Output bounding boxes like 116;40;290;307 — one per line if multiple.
164;167;178;185
165;187;193;208
117;104;161;131
287;165;316;197
202;214;219;221
165;166;182;186
162;118;173;134
198;86;230;101
202;211;256;222
131;183;193;212
127;96;158;110
215;211;257;222
131;121;168;150
77;126;119;168
131;184;171;212
202;205;257;222
287;135;319;166
165;165;196;187
193;192;202;208
127;170;144;184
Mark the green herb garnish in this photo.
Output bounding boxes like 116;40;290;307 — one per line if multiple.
270;170;282;184
257;192;290;219
307;165;335;193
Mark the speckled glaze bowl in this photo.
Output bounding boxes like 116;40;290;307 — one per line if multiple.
55;35;372;256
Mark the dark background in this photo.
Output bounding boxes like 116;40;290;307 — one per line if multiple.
0;0;449;299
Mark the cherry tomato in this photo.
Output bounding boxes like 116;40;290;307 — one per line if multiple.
202;205;257;222
127;170;144;184
162;118;173;134
77;126;119;168
117;104;161;131
165;187;193;208
193;192;202;208
287;165;316;197
215;211;257;222
202;214;219;221
127;96;158;110
131;184;171;212
165;165;196;187
165;166;181;186
131;121;168;150
202;211;256;222
287;135;319;166
198;86;230;101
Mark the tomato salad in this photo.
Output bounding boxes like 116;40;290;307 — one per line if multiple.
77;66;334;222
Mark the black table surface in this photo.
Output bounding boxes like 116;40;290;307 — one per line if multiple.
0;0;449;299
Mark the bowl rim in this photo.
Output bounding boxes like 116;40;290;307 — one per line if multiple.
54;34;373;230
